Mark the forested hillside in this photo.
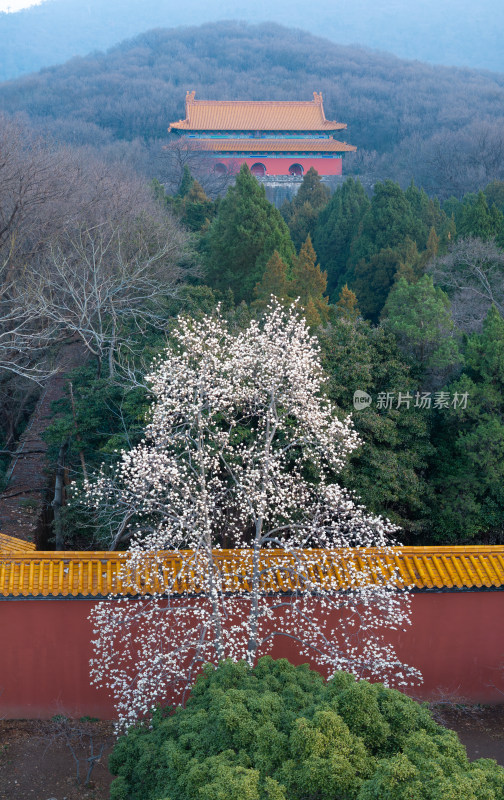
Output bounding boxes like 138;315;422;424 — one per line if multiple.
2;23;504;551
1;0;504;82
1;22;504;198
3;117;503;549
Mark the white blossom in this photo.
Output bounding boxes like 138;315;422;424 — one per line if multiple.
84;301;421;729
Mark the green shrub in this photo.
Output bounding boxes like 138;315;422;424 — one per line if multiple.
109;658;504;800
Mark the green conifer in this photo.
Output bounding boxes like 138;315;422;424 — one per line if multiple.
430;305;504;542
336;284;359;321
382;274;460;381
181;180;215;231
313;177;370;299
177;165;194;197
292;235;329;326
456;190;504;241
281;168;330;250
253;250;292;309
204;165;295;304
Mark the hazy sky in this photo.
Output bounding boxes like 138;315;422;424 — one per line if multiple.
1;0;504;75
0;0;43;10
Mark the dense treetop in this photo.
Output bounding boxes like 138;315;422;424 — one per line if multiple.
4;101;504;548
204;165;295;304
108;657;504;800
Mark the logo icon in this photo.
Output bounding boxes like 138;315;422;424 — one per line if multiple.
353;390;372;410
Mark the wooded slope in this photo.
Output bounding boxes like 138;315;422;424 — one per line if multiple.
1;22;504;196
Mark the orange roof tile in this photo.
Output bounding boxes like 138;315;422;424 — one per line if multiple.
186;138;356;153
1;546;504;598
0;533;36;553
169;91;347;132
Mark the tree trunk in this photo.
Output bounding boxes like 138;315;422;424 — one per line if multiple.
69;381;88;482
108;318;116;379
52;439;69;550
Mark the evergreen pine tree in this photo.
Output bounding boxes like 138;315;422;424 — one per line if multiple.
181;180;215;232
336;284;359;321
292;234;329;325
484;180;504;214
151;178;168;208
177;165;194;197
287;200;319;251
456;190;504;241
350;238;420;323
423;226;440;265
430;305;504;543
319;319;433;536
313;177;370;299
295;167;331;209
404;181;447;250
383;274;460;384
281;168;330;250
253;250;292;309
304;296;322;329
204;165;295;304
351;180;423;264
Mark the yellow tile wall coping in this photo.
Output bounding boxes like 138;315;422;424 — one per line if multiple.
1;545;504;598
0;534;36;553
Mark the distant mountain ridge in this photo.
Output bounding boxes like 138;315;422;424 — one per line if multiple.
1;21;504;198
1;0;504;82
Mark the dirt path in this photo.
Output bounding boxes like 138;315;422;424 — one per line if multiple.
0;720;114;800
0;341;85;544
433;703;504;765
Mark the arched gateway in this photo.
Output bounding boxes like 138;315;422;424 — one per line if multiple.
250;162;267;177
289;163;304;176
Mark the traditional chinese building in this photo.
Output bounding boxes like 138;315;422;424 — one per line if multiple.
168;91;356;178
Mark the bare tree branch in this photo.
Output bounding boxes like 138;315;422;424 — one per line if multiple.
429;237;504;331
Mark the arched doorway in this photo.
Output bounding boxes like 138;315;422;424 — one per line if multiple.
289;163;304;176
213;163;228;175
250;163;267;177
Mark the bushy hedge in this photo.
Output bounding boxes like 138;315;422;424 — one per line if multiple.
109;658;504;800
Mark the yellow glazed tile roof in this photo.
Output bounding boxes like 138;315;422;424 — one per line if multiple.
1;546;504;598
0;534;36;553
186;138;356;153
169;91;347;132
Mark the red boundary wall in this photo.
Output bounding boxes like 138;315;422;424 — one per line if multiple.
1;592;504;719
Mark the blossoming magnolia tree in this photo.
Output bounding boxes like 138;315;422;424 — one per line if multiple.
85;302;421;727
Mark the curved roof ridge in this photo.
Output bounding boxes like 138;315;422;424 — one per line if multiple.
169;91;347;132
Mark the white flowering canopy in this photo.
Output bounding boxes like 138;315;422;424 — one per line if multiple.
86;302;420;728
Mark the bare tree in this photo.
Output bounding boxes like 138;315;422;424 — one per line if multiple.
0;115;193;515
159;138;235;198
0;114;192;384
41;715;108;787
0;116;66;261
23;213;188;378
0;260;57;383
429;237;504;332
425;122;504;200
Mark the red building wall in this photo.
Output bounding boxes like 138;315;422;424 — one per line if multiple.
1;592;503;719
213;157;343;177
